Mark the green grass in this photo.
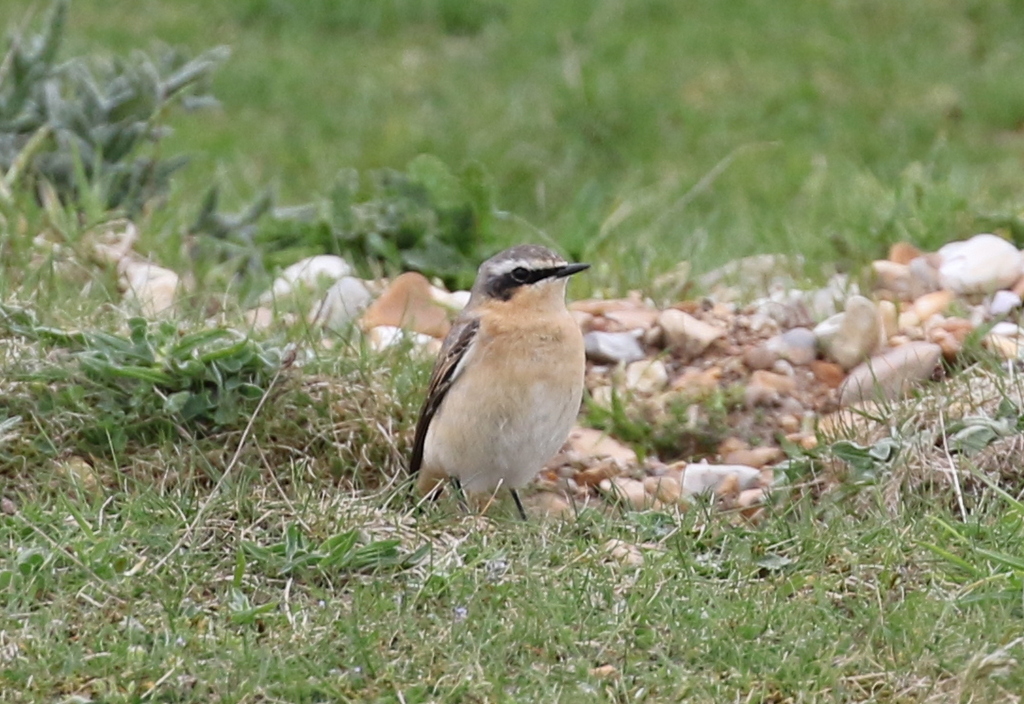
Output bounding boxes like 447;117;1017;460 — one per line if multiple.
4;0;1024;701
5;0;1024;280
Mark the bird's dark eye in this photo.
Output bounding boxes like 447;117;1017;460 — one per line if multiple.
510;266;529;283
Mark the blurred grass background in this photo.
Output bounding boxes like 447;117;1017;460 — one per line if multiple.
6;0;1024;277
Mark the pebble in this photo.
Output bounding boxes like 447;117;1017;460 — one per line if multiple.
773;327;818;365
366;325;438;354
599;477;650;510
989;290;1023;317
603;539;644;567
361;272;452;338
681;463;761;496
119;260;179;317
888;242;922;265
743;343;777;370
838;341;942;406
623;359;669;394
566;427;638;465
244;306;275;331
532;492;574;519
643;475;682;504
938;233;1023;295
584;331;646;364
658;309;725;360
912;290;954;321
604;307;660;332
261;255;353;303
575;460;622;488
311;276;372;330
877;300;898;339
670;367;722;399
1;497;16;515
810;359;845;388
723;447;784;468
816;296;880;370
744;370;796;408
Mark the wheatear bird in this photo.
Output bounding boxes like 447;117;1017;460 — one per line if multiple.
409;244;589;520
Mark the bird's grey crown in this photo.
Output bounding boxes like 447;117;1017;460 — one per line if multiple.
479;244;567;279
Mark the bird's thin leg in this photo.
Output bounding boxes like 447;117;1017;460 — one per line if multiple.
511;489;528;521
450;477;470;513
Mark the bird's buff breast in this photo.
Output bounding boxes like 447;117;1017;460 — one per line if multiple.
422;321;584;494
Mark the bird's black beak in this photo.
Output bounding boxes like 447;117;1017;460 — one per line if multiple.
554;262;590;278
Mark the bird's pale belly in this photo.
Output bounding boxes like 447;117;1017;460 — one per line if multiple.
423;378;582;494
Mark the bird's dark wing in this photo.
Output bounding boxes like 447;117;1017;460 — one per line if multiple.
409;316;481;475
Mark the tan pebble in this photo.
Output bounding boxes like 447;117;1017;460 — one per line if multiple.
724;446;783;468
601;477;650;510
877;300;898;340
714;473;740;499
59;456;100;492
571;310;595;331
889;242;923;265
244;306;275;331
985;334;1021;360
940;317;974;342
533;492;574;519
928;329;962;361
810;360;846;388
603;539;644;567
658;309;725;359
778;414;801;433
717;437;749;456
897;310;921;332
743;344;777;370
913;290;954;320
566;427;637;465
576;460;621;488
737;487;765;509
1;497;16;515
670;367;721;398
643;475;682;504
749;370;797;394
361;272;451;338
589;665;620;679
800;435;819;450
624;359;670;395
604;308;660;332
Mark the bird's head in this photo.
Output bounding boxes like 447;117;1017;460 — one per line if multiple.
469;244;589;310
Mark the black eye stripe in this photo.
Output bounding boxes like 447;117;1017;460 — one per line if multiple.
487;266;564;300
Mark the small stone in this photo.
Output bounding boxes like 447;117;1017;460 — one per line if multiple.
743;344;777;370
871;261;918;300
533;492;574;519
604;307;660;332
816;296;881;370
575;460;622;488
244;306;275;331
658;309;725;360
119;260;179;317
938;234;1023;295
261;255;353;303
737;488;767;522
310;276;372;330
778;414;801;433
59;456;100;492
623;359;669;395
771;327;818;366
877;300;898;340
1;497;15;515
723;447;784;468
990;290;1023;317
744;370;797;408
717;437;748;455
603;539;644;567
366;325;437;354
908;256;942;294
584;331;646;364
599;477;650;510
566;427;638;465
913;290;954;321
643;475;682;504
670;367;722;399
714;474;741;499
682;463;761;496
889;242;923;265
1012;275;1024;298
430;288;471;312
810;360;845;388
361;272;451;338
590;665;620;679
838;341;942;406
90;219;139;265
985;334;1022;360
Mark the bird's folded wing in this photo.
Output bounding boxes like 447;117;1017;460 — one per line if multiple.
409;316;481;476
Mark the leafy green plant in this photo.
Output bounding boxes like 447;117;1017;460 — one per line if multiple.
0;305;283;458
191;155;502;290
0;0;227;215
241;523;427;578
